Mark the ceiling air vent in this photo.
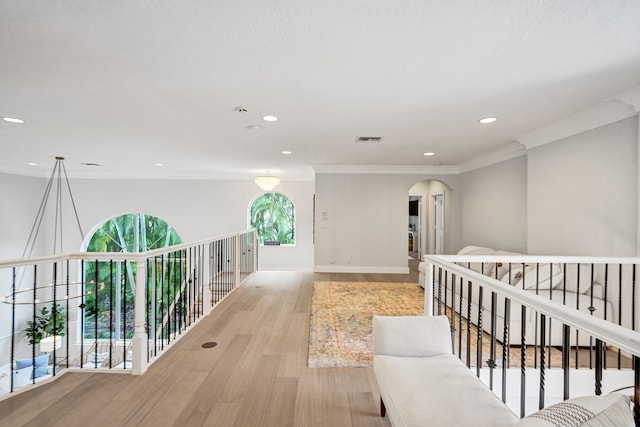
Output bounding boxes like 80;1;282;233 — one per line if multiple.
355;136;382;143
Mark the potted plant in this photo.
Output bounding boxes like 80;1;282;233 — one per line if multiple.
25;303;66;346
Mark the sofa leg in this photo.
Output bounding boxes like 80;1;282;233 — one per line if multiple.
380;397;386;417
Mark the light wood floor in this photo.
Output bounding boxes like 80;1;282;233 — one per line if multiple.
0;267;419;426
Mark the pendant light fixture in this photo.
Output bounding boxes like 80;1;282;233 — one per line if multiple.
254;171;280;191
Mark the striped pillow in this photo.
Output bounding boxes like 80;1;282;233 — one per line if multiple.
516;393;633;427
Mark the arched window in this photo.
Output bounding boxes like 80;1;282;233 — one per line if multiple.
250;192;295;245
83;213;182;339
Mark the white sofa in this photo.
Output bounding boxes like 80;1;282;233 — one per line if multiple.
419;246;614;346
372;315;634;427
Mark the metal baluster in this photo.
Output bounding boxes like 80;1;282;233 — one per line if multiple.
502;298;511;403
94;260;99;368
458;275;463;359
633;264;637;333
466;280;472;368
10;268;16;392
595;339;603;396
562;324;570;400
437;271;443;315
618;264;623;369
603;264;608;368
539;313;546;410
589;263;595;369
634;356;640;423
520;305;527;418
477;285;483;377
575;264;582;369
489;291;497;391
65;259;70;370
80;260;85;368
109;260;114;368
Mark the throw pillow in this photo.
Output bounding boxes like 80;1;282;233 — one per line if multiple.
15;353;49;369
516;393;633;426
33;365;49;379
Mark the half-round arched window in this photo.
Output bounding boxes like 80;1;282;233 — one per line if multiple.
249;192;295;245
83;213;182;339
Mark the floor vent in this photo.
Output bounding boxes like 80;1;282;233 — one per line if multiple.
202;342;218;348
355;136;382;143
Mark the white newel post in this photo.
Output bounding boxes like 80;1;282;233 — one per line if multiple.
132;258;148;375
424;260;434;316
235;234;241;286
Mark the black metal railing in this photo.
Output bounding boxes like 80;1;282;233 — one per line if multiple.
423;255;640;419
0;230;257;395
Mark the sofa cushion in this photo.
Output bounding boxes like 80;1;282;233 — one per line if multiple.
457;246;497;276
373;315;451;357
494;251;524;280
374;353;519;427
516;392;633;426
560;264;597;295
504;263;563;290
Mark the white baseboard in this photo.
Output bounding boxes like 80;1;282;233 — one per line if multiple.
313;265;410;274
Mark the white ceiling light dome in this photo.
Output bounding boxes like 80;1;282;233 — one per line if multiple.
255;174;280;191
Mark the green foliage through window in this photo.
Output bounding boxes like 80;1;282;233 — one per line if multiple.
250;193;295;245
84;214;182;339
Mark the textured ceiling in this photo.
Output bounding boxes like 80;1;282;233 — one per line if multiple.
1;1;640;181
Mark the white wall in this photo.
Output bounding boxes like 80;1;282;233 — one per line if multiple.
314;173;460;273
458;156;528;253
527;116;638;256
0;175;315;269
0;173;51;260
0;174;314;360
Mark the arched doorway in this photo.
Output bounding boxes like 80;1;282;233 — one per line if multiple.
408;179;450;260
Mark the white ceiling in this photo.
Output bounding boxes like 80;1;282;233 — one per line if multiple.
2;1;640;181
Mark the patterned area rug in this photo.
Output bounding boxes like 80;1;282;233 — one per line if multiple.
308;281;424;368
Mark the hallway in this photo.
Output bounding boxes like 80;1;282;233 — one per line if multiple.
0;270;418;426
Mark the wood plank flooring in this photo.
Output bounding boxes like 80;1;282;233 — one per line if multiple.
0;266;419;427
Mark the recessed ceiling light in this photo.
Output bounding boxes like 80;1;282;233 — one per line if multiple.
155;163;164;167
282;150;292;155
27;162;38;166
3;117;24;124
479;117;497;124
423;152;435;156
246;125;263;130
262;115;278;122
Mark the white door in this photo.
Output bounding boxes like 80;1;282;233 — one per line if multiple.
433;193;444;254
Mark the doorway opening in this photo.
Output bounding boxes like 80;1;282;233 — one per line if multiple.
408;179;450;265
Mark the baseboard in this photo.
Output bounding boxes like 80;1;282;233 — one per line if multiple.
313;265;410;274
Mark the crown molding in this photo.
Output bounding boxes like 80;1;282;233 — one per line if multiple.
312;164;459;175
608;84;640;113
516;99;637;151
457;142;527;174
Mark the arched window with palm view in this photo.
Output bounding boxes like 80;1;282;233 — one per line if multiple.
83;213;182;340
250;192;295;245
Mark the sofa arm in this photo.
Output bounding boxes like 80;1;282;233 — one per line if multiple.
373;315;452;357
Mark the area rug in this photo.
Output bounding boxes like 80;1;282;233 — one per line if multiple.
308;281;424;368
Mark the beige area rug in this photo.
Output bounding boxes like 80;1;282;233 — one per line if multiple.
307;282;628;370
448;310;632;369
308;281;424;368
